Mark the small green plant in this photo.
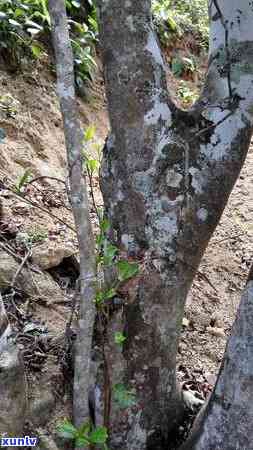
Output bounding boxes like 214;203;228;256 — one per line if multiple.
0;93;20;117
16;227;48;248
27;227;48;244
56;420;109;449
14;169;32;193
114;331;126;345
177;81;198;107
171;56;196;78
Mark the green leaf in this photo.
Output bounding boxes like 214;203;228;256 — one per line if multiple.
95;287;116;306
114;331;126;345
8;18;22;27
99;218;110;233
27;27;41;35
116;260;139;282
83;124;96;142
89;426;108;444
31;44;42;58
95;291;104;306
103;243;118;266
56;420;77;440
86;158;97;173
15;169;32;193
77;422;91;436
104;287;117;300
167;14;177;31
71;0;81;7
25;19;43;30
14;8;24;18
171;58;183;77
75;436;90;447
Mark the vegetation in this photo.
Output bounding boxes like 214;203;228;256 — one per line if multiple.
152;0;209;48
0;0;208;83
0;0;97;81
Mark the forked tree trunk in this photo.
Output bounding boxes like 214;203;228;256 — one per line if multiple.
95;0;253;448
181;266;253;450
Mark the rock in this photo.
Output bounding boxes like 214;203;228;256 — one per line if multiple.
182;317;190;327
0;250;66;303
0;344;27;435
206;326;226;338
12;202;32;215
183;390;205;409
0;294;27;436
32;243;76;270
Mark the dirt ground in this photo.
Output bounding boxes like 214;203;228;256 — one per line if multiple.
0;52;252;445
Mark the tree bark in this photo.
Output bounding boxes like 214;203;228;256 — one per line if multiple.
95;0;253;448
181;265;253;450
48;0;97;429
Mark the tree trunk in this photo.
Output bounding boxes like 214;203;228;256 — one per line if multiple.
95;0;253;448
181;265;253;450
48;0;97;429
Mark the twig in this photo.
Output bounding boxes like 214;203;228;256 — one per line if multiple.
212;232;245;245
11;250;31;288
26;176;66;186
0;241;23;261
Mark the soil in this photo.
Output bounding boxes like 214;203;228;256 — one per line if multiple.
0;46;252;448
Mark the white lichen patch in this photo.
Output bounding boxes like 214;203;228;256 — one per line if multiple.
144;94;171;126
166;170;183;188
197;208;208;222
189;167;204;194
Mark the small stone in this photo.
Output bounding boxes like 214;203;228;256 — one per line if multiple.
12;202;31;215
178;342;187;353
32;243;76;270
206;326;225;338
182;317;190;327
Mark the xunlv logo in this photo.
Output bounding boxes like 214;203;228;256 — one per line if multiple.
0;436;37;447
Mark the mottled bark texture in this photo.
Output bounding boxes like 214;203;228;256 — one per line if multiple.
0;293;27;436
95;0;253;449
181;266;253;450
48;0;96;429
